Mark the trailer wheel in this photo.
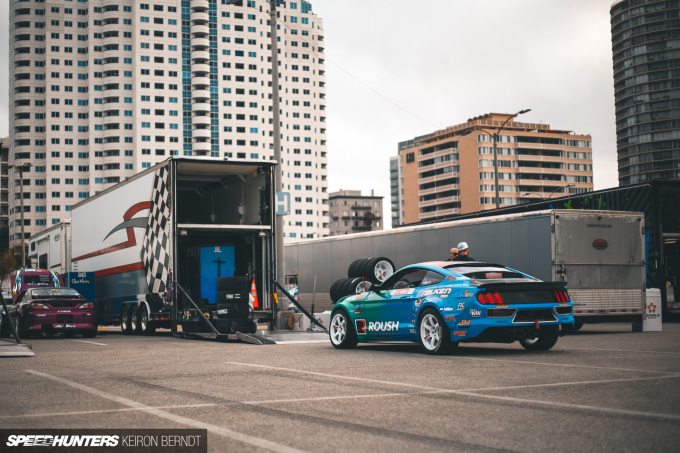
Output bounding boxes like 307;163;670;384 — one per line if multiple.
519;325;560;351
129;306;139;336
138;306;156;336
120;307;131;335
358;258;374;280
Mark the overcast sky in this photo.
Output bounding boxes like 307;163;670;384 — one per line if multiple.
0;0;618;225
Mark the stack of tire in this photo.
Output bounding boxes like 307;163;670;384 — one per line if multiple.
329;257;395;303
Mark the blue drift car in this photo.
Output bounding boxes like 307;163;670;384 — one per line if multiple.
330;261;574;354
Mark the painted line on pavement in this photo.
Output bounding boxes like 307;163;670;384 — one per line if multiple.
25;370;307;453
71;340;107;346
226;362;680;422
566;346;680;355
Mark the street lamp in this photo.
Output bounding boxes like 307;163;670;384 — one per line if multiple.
479;109;531;210
11;162;31;267
522;184;573;200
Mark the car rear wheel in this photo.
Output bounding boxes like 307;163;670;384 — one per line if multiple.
329;309;358;349
120;307;131;335
137;306;156;336
418;308;455;355
519;325;560;351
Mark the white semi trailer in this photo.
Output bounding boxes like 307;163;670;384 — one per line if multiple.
30;158;278;336
286;210;646;328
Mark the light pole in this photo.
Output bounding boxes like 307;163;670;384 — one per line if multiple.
479;109;531;210
522;184;573;200
12;163;31;267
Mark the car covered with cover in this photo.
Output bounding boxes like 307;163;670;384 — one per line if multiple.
329;261;574;354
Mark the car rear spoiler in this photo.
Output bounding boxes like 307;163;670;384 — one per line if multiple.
473;281;568;291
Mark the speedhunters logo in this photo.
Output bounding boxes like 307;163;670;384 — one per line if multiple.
1;429;207;452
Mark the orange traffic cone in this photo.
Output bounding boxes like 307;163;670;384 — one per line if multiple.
250;279;260;309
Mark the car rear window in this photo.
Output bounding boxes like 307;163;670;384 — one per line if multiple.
31;288;82;299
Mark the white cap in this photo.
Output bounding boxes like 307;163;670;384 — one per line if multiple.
457;242;469;251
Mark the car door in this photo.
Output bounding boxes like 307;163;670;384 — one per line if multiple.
361;268;427;339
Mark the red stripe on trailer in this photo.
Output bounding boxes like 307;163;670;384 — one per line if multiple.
95;262;144;278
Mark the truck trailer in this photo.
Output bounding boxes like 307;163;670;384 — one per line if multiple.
286;210;646;327
29;158;278;336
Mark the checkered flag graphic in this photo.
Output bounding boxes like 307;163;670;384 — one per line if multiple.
140;166;171;294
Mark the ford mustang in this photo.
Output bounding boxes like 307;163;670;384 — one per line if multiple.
329;261;574;354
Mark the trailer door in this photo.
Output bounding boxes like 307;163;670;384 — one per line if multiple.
554;211;645;319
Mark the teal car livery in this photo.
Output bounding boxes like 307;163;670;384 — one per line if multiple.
329;261;574;354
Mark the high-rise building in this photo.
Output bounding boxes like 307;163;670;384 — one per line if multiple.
1;138;9;254
393;113;594;225
611;0;680;185
8;0;328;246
328;189;383;236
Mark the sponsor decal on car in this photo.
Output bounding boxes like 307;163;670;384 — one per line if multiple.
469;308;481;317
485;272;502;279
391;288;415;295
368;321;399;333
444;315;455;322
453;330;467;337
345;294;362;302
444;275;456;282
414;299;422;307
409;329;416;334
420;287;452;298
457;302;466;310
463;289;473;298
355;319;366;334
458;319;471;328
441;307;454;312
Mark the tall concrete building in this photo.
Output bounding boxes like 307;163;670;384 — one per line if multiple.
611;0;680;185
393;113;594;225
1;138;9;254
328;189;383;236
9;0;328;246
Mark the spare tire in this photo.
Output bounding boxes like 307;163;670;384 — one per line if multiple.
347;259;365;278
346;277;372;295
358;257;374;280
330;278;349;303
364;257;395;284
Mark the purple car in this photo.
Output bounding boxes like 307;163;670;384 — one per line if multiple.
8;287;97;338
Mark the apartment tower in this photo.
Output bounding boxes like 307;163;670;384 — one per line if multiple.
9;0;328;245
394;113;594;225
611;0;680;185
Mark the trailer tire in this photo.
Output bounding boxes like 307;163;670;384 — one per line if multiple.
519;325;560;351
138;306;156;336
129;306;140;336
120;307;131;335
217;276;250;291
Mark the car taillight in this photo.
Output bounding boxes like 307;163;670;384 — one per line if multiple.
553;289;570;303
78;302;94;309
29;302;49;310
476;291;505;305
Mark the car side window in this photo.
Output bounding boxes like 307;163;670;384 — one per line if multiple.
419;270;445;287
383;269;427;290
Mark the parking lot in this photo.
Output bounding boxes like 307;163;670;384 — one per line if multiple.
2;322;680;453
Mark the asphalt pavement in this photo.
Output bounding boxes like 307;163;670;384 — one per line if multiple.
1;323;679;453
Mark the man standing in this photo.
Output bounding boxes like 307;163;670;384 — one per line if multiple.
453;242;475;261
447;247;459;261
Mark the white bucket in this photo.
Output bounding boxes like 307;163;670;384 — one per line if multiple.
643;288;662;332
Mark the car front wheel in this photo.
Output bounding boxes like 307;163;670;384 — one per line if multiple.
519;325;559;351
418;308;455;355
329;309;357;349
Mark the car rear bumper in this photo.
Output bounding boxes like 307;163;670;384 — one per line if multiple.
26;311;96;331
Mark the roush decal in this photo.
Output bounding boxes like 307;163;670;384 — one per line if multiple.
355;319;366;334
420;287;452;298
368;321;399;333
592;239;608;250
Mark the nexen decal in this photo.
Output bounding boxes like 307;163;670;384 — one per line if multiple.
368;321;399;333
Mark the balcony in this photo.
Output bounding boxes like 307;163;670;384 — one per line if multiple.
351;205;371;210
